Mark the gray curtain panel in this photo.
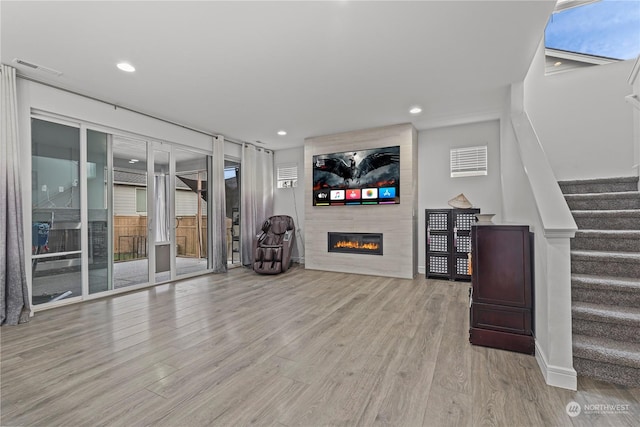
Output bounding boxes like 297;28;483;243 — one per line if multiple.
240;144;274;266
154;174;170;242
211;136;227;273
1;64;31;325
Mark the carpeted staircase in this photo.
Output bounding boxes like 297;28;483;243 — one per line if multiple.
559;176;640;388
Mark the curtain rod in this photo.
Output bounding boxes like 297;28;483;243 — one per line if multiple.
12;70;269;151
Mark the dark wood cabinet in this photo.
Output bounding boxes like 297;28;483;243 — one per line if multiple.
469;224;534;354
425;208;479;281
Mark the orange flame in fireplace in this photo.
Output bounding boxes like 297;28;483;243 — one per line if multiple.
334;240;379;250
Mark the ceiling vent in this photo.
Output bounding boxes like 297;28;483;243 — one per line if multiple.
12;58;63;76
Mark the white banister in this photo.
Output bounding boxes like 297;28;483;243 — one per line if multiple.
627;55;640;190
511;112;577;238
509;108;578;390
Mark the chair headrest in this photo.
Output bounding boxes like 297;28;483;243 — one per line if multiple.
267;215;294;235
270;219;288;235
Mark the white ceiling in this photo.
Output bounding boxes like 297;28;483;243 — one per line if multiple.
1;1;556;150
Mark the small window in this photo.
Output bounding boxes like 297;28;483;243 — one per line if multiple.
450;146;488;178
135;188;147;213
277;163;298;188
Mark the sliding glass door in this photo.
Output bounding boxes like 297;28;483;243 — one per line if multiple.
112;136;149;289
31;118;82;305
150;145;173;283
87;130;112;294
175;147;210;277
31;116;215;307
225;160;241;266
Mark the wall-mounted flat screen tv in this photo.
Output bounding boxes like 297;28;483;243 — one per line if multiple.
313;145;400;206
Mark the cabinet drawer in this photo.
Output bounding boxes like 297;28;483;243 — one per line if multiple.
471;302;532;335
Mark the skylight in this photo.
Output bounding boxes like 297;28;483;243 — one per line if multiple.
545;0;640;62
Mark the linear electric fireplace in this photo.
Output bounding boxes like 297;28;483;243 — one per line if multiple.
328;232;383;256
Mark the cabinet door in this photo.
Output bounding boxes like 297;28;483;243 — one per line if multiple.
472;225;531;308
425;210;451;279
451;209;479;280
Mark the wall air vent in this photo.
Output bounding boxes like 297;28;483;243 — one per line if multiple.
12;58;63;76
450;145;488;178
277;163;298;189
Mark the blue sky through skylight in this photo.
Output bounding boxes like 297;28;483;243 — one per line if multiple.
545;0;640;60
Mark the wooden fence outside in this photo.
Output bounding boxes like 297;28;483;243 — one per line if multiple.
114;215;207;260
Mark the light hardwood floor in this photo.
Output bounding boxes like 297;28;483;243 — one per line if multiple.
1;266;639;426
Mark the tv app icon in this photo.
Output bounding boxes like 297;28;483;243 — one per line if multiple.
379;187;396;199
362;188;378;199
330;190;345;200
346;189;361;200
315;191;329;201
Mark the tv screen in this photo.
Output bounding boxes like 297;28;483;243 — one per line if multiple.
313;145;400;206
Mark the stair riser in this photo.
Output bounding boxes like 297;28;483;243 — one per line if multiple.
574;216;640;230
573;357;640;388
571;237;640;252
567;198;640;210
571;259;640;278
573;318;640;343
572;287;640;307
561;182;638;194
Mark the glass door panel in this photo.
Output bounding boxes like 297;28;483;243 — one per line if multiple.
153;148;172;283
175;148;210;277
112;137;149;288
87;130;112;294
224;160;241;266
31;118;82;305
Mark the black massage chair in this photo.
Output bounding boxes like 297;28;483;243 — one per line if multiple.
253;215;296;274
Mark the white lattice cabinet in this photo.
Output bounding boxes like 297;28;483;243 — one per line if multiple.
425;208;479;281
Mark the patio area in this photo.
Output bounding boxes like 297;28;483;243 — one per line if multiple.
32;256;211;305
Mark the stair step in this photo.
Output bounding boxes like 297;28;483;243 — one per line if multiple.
571;209;640;230
559;176;638;195
573;357;640;388
573;334;640;369
572;230;640;252
572;302;640;343
571;250;640;278
573;301;640;325
565;191;640;210
572;274;640;307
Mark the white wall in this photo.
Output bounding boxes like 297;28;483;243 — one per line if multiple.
525;42;636;181
273;147;305;262
417;119;503;273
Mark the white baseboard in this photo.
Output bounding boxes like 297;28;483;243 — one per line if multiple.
535;341;577;391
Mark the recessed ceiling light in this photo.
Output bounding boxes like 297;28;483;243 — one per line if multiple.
277;130;287;136
117;62;136;72
130;159;139;163
409;106;422;114
554;61;562;67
